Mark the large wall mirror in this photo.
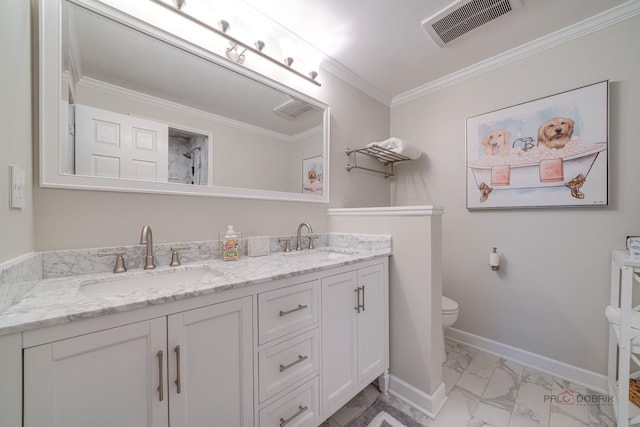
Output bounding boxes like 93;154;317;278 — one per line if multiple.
38;0;329;202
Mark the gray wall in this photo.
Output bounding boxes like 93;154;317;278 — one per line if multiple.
389;15;640;374
0;1;34;263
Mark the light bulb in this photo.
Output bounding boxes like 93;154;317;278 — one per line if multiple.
228;16;251;40
279;38;296;66
300;51;322;80
209;2;236;32
249;14;271;51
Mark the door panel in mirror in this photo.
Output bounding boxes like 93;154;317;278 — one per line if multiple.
75;104;169;182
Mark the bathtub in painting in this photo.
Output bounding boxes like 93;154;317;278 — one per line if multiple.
467;141;607;203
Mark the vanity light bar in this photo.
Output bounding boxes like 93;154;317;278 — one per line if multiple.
148;0;321;87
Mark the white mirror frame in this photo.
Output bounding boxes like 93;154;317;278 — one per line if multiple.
38;0;330;203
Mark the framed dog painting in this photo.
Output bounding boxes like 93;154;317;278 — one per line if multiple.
466;80;608;210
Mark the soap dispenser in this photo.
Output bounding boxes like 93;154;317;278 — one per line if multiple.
221;225;241;261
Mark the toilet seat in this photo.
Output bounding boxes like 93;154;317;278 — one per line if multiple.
442;296;459;314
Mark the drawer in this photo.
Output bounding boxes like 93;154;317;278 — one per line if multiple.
258;280;319;344
260;377;318;427
259;330;318;402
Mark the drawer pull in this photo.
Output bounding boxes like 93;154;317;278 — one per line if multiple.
279;354;308;372
279;304;308;317
280;405;308;427
157;350;164;402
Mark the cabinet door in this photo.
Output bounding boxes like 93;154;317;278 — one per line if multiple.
356;263;388;384
321;271;358;413
24;318;168;427
168;296;253;427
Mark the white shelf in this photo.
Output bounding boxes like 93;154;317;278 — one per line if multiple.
613;250;640;268
608;250;640;427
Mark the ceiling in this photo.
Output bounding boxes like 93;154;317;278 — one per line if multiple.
243;0;633;104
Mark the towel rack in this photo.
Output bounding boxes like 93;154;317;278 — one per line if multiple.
345;146;412;178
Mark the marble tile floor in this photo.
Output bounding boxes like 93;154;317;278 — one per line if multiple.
320;339;616;426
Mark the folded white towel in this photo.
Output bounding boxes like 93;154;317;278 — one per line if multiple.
367;137;422;160
605;305;640;330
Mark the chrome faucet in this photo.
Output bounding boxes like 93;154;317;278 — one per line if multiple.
139;225;156;269
296;222;314;251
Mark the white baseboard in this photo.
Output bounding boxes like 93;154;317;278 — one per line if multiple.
445;327;608;393
387;375;447;419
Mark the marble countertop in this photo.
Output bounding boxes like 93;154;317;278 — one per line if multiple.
0;247;390;336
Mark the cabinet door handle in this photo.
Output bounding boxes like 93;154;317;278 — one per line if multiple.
279;304;308;317
279;405;308;427
157;350;164;402
279;355;308;372
174;345;182;394
355;286;365;313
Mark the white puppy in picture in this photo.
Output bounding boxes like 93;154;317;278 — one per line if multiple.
481;129;511;156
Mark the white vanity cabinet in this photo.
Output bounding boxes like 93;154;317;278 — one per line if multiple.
13;255;389;427
321;262;389;416
23;296;253;427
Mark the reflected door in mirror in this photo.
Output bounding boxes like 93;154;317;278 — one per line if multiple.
75;105;168;181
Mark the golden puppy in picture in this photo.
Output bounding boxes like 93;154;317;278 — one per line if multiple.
537;117;574;149
482;129;511;156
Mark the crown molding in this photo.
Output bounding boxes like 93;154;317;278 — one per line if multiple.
320;59;392;106
391;0;640;107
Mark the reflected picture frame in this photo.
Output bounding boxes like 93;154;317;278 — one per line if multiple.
302;155;324;195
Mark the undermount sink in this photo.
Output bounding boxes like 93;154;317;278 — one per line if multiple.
279;248;359;260
78;265;224;298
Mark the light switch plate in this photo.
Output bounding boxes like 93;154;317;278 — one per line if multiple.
9;164;25;209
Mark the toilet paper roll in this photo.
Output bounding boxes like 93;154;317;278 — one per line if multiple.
489;251;500;267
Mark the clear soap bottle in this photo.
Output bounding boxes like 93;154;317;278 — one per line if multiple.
221;225;241;261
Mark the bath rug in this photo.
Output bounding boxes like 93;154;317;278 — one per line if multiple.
365;411;406;427
348;398;425;427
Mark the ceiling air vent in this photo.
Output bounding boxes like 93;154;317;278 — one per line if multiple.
273;98;314;119
422;0;523;47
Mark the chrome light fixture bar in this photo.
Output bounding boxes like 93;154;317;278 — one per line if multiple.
149;0;321;86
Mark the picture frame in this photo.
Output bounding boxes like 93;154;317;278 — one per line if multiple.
302;155;324;195
466;81;608;210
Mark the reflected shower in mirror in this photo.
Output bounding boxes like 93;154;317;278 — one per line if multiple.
169;128;208;185
44;0;328;201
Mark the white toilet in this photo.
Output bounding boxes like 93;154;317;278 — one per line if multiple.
441;296;459;363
